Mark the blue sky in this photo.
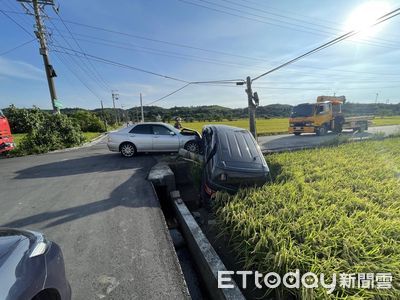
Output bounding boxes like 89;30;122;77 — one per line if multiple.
0;0;399;110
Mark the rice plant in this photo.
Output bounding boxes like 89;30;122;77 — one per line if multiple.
215;137;400;299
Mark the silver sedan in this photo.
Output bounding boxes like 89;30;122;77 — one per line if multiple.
107;122;201;157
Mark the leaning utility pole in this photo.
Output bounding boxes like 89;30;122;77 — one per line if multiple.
140;93;144;122
19;0;59;113
112;90;119;124
245;76;259;139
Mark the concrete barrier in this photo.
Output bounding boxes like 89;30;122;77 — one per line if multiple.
171;191;245;300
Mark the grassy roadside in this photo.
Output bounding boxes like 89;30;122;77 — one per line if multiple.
12;132;103;149
372;116;400;126
215;137;400;299
82;132;103;142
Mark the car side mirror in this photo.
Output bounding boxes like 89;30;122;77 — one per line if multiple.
170;131;176;136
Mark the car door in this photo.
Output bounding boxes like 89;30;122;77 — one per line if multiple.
129;124;153;151
152;124;180;152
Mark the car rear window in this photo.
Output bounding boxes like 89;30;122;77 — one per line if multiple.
129;124;153;134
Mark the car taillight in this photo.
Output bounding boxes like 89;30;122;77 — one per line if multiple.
204;183;215;196
220;173;227;181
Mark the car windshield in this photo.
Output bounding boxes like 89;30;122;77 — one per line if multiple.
291;104;315;117
0;110;4;118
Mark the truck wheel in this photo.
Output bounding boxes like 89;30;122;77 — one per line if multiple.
316;126;327;136
333;125;343;134
294;132;301;136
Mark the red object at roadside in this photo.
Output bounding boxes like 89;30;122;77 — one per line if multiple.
0;110;15;153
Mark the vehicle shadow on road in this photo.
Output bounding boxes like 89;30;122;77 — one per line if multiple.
3;154;160;229
14;154;144;179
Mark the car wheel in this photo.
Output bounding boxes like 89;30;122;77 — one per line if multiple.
120;142;136;157
294;132;301;136
184;141;200;153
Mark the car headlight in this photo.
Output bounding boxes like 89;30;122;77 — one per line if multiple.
30;235;50;258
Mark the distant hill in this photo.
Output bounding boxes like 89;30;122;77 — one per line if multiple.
122;104;293;122
3;102;400;123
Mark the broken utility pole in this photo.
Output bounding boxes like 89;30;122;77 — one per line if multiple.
112;90;119;124
242;76;259;140
19;0;59;113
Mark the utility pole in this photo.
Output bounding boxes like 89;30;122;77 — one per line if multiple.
112;90;119;124
121;104;129;125
140;93;144;122
20;0;59;113
100;100;107;132
375;92;379;104
245;76;258;139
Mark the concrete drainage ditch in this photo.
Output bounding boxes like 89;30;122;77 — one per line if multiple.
148;158;245;300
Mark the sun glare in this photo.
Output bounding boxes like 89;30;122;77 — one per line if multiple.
344;1;391;38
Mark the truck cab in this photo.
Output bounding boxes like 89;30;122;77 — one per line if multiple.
288;96;370;136
0;110;15;153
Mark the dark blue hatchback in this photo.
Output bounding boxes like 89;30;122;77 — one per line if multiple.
0;228;71;300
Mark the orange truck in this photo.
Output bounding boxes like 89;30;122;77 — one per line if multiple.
288;96;373;136
0;109;15;153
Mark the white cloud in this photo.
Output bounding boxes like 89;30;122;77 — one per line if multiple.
0;57;44;81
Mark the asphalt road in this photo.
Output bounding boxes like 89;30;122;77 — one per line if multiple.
258;125;400;152
0;139;189;299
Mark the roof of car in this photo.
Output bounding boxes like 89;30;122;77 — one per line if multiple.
204;124;246;132
134;122;169;125
205;125;262;163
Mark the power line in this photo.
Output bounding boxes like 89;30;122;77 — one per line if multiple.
49;32;261;70
3;0;105;109
43;13;111;92
0;8;34;37
252;86;400;90
220;0;335;31
146;84;191;105
177;0;399;50
238;0;400;41
0;38;35;56
53;8;112;91
48;17;271;62
50;32;110;93
252;8;400;81
51;50;103;101
145;79;245;105
53;46;244;84
49;30;400;79
50;46;191;83
219;0;399;46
